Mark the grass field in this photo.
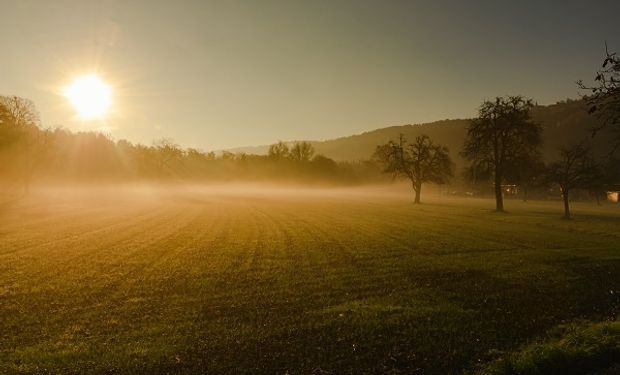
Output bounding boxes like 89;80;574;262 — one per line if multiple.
1;185;619;374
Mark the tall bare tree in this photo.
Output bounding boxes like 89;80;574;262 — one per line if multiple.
375;134;452;204
462;96;542;212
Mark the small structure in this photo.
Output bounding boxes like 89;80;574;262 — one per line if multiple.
501;184;519;196
607;184;620;203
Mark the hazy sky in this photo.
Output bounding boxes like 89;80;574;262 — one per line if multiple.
1;0;619;150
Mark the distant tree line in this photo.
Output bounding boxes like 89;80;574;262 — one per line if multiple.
0;97;383;190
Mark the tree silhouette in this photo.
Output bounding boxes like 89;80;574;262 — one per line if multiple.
462;96;542;212
0;96;40;147
290;142;315;162
374;134;452;203
0;96;46;191
547;142;597;219
578;45;620;153
268;141;290;160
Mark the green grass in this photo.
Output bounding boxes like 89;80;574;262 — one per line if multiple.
474;321;620;375
0;186;619;374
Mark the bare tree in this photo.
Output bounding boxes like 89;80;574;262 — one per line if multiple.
0;96;40;128
290;142;315;162
0;96;45;191
578;44;620;153
461;96;542;212
0;96;40;147
374;134;452;204
547;142;597;219
268;141;290;160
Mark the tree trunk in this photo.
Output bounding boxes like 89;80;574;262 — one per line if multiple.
562;188;571;219
494;169;504;212
522;185;528;202
595;192;601;206
414;181;422;204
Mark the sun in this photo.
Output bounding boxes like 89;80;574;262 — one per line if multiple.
63;75;112;119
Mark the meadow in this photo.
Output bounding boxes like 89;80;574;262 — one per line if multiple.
0;185;618;374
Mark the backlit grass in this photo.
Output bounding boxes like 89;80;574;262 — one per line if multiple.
1;186;618;374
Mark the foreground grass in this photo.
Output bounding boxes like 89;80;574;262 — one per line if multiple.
0;186;618;374
475;321;620;375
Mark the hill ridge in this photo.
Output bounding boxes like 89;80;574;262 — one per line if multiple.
226;99;613;166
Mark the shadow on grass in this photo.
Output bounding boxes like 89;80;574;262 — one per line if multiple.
146;260;619;375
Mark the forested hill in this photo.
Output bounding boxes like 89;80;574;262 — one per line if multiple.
230;99;615;164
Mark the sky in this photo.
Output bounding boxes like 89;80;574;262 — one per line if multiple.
1;0;619;150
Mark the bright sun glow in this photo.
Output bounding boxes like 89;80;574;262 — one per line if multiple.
64;75;112;119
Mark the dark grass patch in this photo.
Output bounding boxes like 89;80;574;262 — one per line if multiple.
472;321;620;375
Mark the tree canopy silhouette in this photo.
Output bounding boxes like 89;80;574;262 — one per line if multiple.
374;134;452;203
0;96;40;147
578;45;620;153
461;96;542;211
0;96;49;190
290;141;315;162
546;142;598;219
268;141;290;160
